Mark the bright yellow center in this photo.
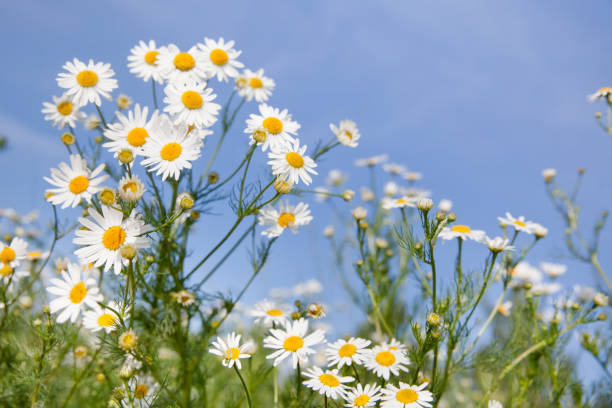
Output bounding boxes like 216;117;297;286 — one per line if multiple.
513;220;526;227
76;70;98;87
225;347;241;360
120;333;135;348
277;212;295;228
338;343;357;358
263;117;283;134
69;176;89;194
57;101;73;116
266;309;283;316
28;251;42;259
396;199;407;204
318;374;340;387
122;182;138;193
144;50;159;65
160;142;182;161
135;384;148;399
396;388;418;404
498;305;508;315
0;264;12;277
127;127;149;147
344;131;353;140
375;351;396;367
285;152;304;168
451;225;471;233
102;226;126;251
283;336;304;352
0;248;16;264
174;52;195;71
97;313;116;327
354;395;370;407
181;90;203;109
69;282;87;304
598;87;612;94
249;77;263;88
210;48;229;66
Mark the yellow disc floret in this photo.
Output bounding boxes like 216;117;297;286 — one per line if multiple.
102;226;126;251
209;49;229;66
338;344;357;358
181;91;204;109
451;225;471;233
318;373;340;387
277;213;296;228
69;176;89;194
160;142;182;161
249;77;263;89
174;52;195;71
69;282;87;304
57;101;73;116
76;70;98;87
396;388;418;404
263;117;283;134
144;50;159;65
283;336;304;352
375;351;396;367
127;128;149;147
285;152;304;168
97;313;116;327
0;247;16;264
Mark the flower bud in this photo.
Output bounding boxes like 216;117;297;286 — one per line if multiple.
427;312;442;326
447;212;457;222
342;189;355;202
274;178;293;194
291;312;301;321
417;198;434;211
178;193;195;210
98;188;117;206
375;237;389;249
190;210;200;220
541;168;557;183
595;112;602;118
96;373;105;382
533;224;548;239
323;225;335;237
208;172;219;184
61;132;75;146
94;136;103;144
252;129;267;143
597;313;607;321
358;220;369;229
352;206;367;220
118;330;137;351
118;149;134;164
593;292;608;307
435;211;446;221
119;364;133;380
116;94;132;110
119;244;137;260
385;249;394;258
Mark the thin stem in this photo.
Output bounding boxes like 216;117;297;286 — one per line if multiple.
234;365;252;408
296;362;301;400
94;104;108;129
590;252;612;294
151;79;159;110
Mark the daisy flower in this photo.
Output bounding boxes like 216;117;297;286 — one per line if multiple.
344;383;382;408
73;206;150;275
402;171;423;182
355;154;388;167
44;154;107;209
380;382;433;408
0;237;28;268
104;104;159;157
485;236;514;253
381;338;407;353
438;225;486;242
264;318;325;368
382;163;407;175
198;37;244;82
0;263;29;286
157;44;208;84
46;262;102;323
382;196;417;210
303;366;354;400
141;115;203;181
539;262;567;278
116;94;132;110
41;93;85;129
267;139;318;185
497;301;513;317
507;261;542;286
587;87;612;102
497;212;538;234
163;80;221;129
123;375;158;407
245;104;300;151
326;337;371;368
209;332;253;369
127;40;166;83
248;299;291;326
488;401;503;408
57;58;118;107
237;68;275;102
363;345;410;380
258;200;313;238
118;174;146;202
330;120;360;148
83;301;126;333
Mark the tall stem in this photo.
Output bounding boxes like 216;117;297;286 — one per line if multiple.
234;365;252;408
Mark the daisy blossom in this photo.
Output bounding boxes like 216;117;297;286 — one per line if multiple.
209;332;253;369
498;301;513;316
163;80;221;128
355;154;388;167
248;299;291;326
57;58;118;107
485;236;514;253
157;44;208;84
438;225;486;242
198;37;244;82
267;139;318;186
587;87;612;102
41;93;85;129
344;383;382;408
245;104;300;151
497;212;538;234
330;120;360;148
258;200;313;238
0;237;28;269
127;40;166;83
83;301;127;333
123;375;158;407
382;163;407;175
326;337;371;368
363;345;410;380
380;382;433;408
539;262;567;278
118;174;146;202
47;262;102;323
0;263;29;286
303;366;354;400
103;104;159;157
382;196;417;210
237;68;275;102
264;318;325;368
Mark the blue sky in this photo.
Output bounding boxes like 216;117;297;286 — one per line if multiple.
1;0;611;381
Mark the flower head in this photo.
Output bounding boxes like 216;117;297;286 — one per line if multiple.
237;68;275;102
41;93;85;129
263;318;325;368
258;200;313;238
330;120;360;148
127;40;166;83
245;104;300;151
57;58;118;107
344;383;382;407
209;332;253;369
303;366;354;400
326;337;371;368
380;382;433;408
198;37;244;82
47;262;102;323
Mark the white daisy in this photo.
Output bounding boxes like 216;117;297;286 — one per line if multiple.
163;80;221;129
497;212;538;234
73;206;150;275
237;68;275;102
258;200;313;238
103;104;159;157
326;169;347;186
402;171;423;182
587;87;612;102
539;262;567;278
355;154;388;167
484;236;515;253
363;345;410;380
531;282;562;296
264;318;325;368
127;40;166;83
507;261;542;286
124;375;158;407
382;163;407;175
118;174;146;202
41;93;85;129
116;94;133;110
438;225;486;242
0;263;29;285
209;332;253;369
198;37;244;82
326;337;371;368
245;104;300;151
303;366;354;400
0;237;28;269
267;139;317;186
488;401;503;408
83;301;126;333
44;154;107;209
380;382;433;408
157;44;208;84
330;120;360;148
497;301;513;317
57;58;118;107
46;262;102;323
344;383;382;408
381;338;407;353
248;299;291;326
381;196;417;210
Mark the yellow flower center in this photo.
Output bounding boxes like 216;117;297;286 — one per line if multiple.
266;309;283;316
344;131;353;140
144;50;159;65
0;247;16;264
69;176;89;194
285;152;304;168
451;225;471;233
396;388;418;404
120;332;136;350
127;127;149;147
354;395;370;407
57;101;73;116
249;77;263;89
97;313;116;327
0;264;13;277
597;87;612;94
263;117;283;134
174;52;195;71
513;220;526;227
122;182;138;193
160;142;182;161
102;226;126;251
134;384;148;399
181;90;203;109
498;305;508;315
76;70;98;87
28;251;42;259
283;335;304;352
338;343;357;358
210;48;229;66
318;374;340;387
69;282;87;304
396;199;407;204
277;212;296;228
225;347;241;360
236;77;247;88
375;351;396;367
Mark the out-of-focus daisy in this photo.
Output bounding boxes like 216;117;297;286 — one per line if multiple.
116;94;132;110
171;289;196;307
399;187;431;201
0;263;28;285
344;383;382;408
209;332;252;369
531;223;548;238
380;382;433;408
267;139;317;185
587;87;612;102
326;169;347;186
258;200;313;238
439;225;486;242
497;212;538;234
361;187;375;202
363;345;410;380
123;375;158;407
531;282;562;296
245;104;300;151
84;114;101;130
237;68;275;102
508;261;542;286
41;93;85;129
118;175;146;202
497;301;513;317
0;237;28;268
541;168;557;183
83;301;126;333
158;44;207;84
307;302;326;319
127;40;166;83
141;115;203;181
57;58;118;107
163;80;220;129
198;37;244;82
104;104;159;157
384;181;399;196
47;262;102;323
402;171;423;182
355;154;388;167
382;163;406;175
44;154;107;209
303;366;354;400
382;196;417;210
326;337;371;368
488;401;503;408
540;262;567;278
249;299;290;326
382;338;407;353
264;318;325;368
73;206;150;275
330;120;360;148
574;285;596;303
485;236;514;253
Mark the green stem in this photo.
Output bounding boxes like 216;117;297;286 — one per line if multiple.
151;79;158;110
234;365;252;408
94;104;108;129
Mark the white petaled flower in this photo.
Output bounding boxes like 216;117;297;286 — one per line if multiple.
574;285;596;303
123;375;158;406
245;104;300;151
326;337;371;368
497;212;538;234
497;301;513;317
118;174;146;202
141;115;203;181
46;262;102;323
382;163;407;175
84;114;101;130
531;282;562;296
380;382;433;408
439;225;486;242
344;383;382;408
363;345;410;380
41;93;85;129
402;171;423;182
330;120;360;148
587;87;612;102
540;262;567;278
0;263;28;285
355;154;388;167
199;37;244;82
57;58;118;107
485;236;514;253
73;206;150;275
157;44;208;84
327;169;347;186
116;94;132;110
384;181;399;196
438;199;453;213
0;237;28;269
127;40;166;83
264;318;325;368
163;80;221;129
249;299;291;326
508;261;542;286
488;400;503;408
267;139;318;186
258;200;313;238
209;332;253;369
44;154;107;209
541;168;557;182
382;197;417;210
237;68;275;102
83;301;126;333
103;104;159;157
382;338;407;353
303;366;354;400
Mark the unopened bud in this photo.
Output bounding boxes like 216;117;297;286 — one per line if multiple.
190;210;200;220
274;178;293;194
447;212;457;222
94;136;103;144
595;111;602;118
358;220;369;229
427;312;442;326
375;237;389;249
417;198;434;211
61;132;75;146
119;244;137;260
593;293;608;307
541;168;557;183
597;313;607;321
577;168;586;174
352;206;367;220
385;249;394;257
98;188;117;206
118;149;134;164
208;172;219;184
119;365;133;380
291;312;301;321
342;189;355;202
178;193;195;210
323;225;335;237
252;129;267;143
96;373;105;382
435;211;446;221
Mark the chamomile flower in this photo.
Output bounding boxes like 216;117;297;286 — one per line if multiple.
303;367;354;400
158;44;208;84
209;332;252;369
41;93;85;129
104;104;159;157
0;264;28;285
507;261;542;286
485;236;514;253
258;200;313;238
540;262;567;278
498;301;513;317
44;154;107;209
0;237;28;268
46;262;102;323
245;104;300;151
380;382;433;408
363;345;410;380
237;68;275;102
497;212;538;234
116;94;133;110
57;58;118;107
267;139;318;185
124;375;158;407
141;115;203;181
163;80;221;129
198;37;244;82
73;206;150;275
381;338;407;353
587;87;612;102
382;196;417;210
249;299;291;326
355;154;388;167
264;318;325;368
344;384;382;408
438;225;486;242
326;337;371;368
83;301;126;333
118;175;146;202
330;120;360;148
488;401;503;408
127;40;166;83
382;163;407;176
